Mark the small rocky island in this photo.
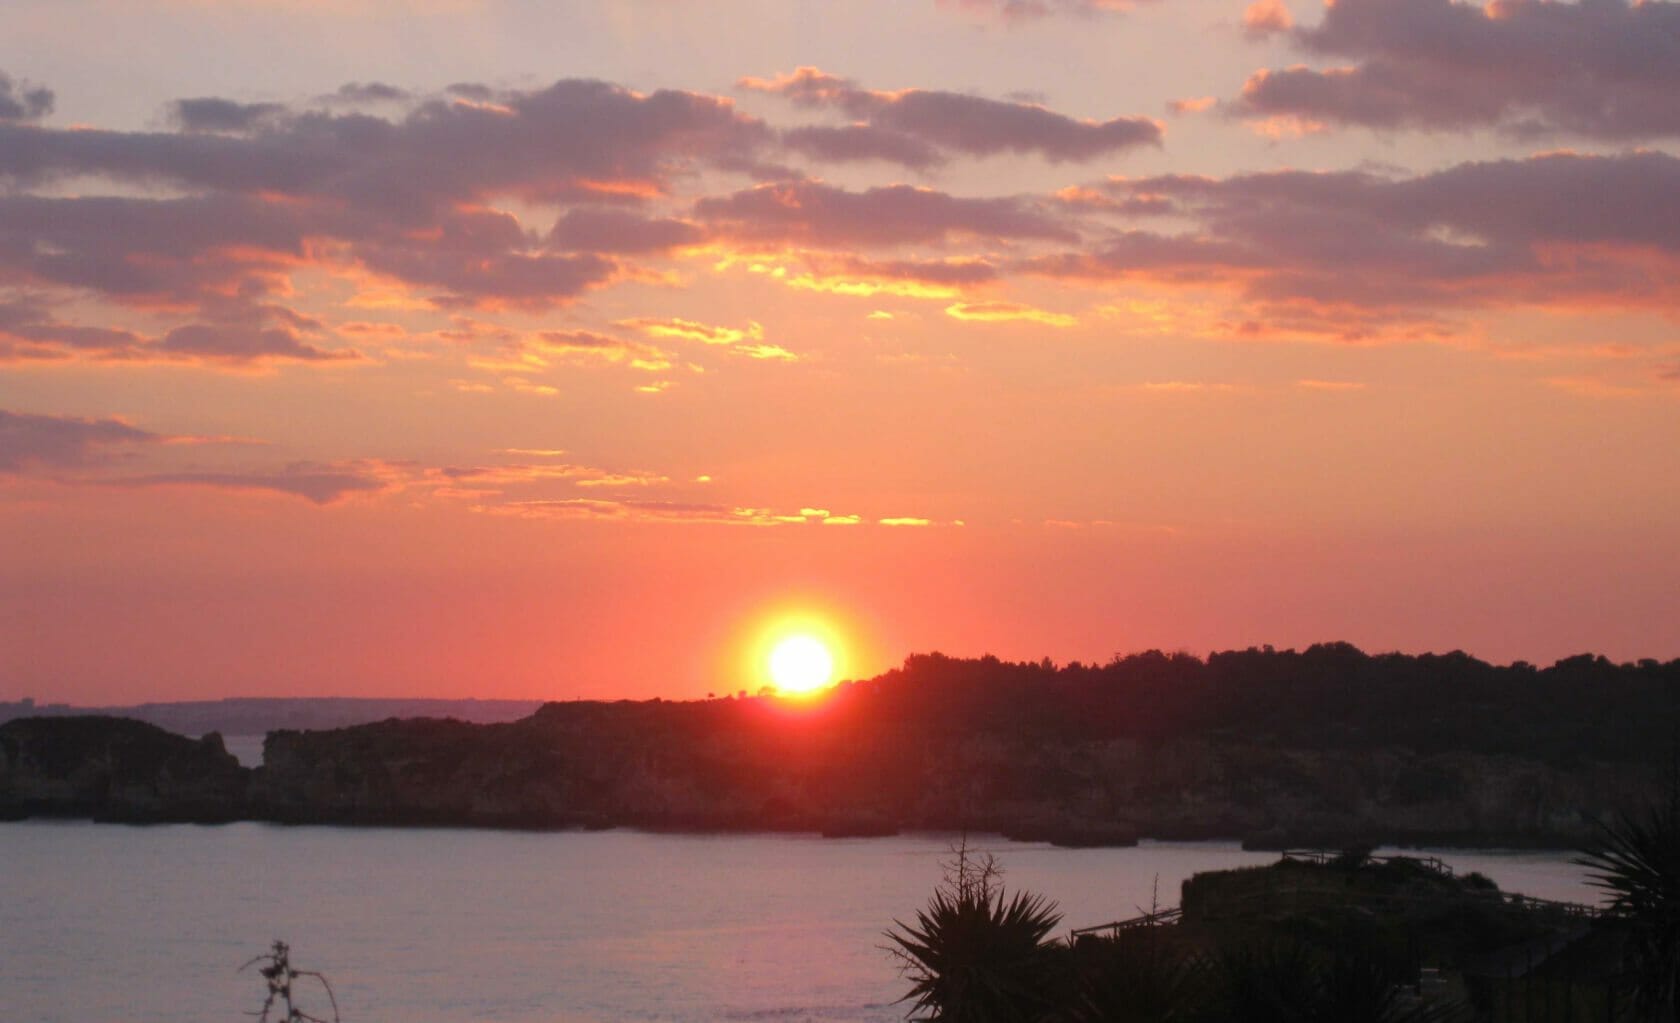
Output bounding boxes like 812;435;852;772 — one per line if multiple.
3;645;1673;847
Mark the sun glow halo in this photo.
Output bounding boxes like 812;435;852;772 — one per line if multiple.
768;634;835;695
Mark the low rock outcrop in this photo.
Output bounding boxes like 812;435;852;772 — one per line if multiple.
0;716;247;822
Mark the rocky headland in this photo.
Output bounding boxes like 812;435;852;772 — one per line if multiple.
4;644;1674;847
0;715;246;823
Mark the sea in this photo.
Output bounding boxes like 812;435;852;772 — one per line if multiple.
0;736;1602;1022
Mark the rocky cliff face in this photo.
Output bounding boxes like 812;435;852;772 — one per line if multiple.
0;704;1658;846
0;716;247;822
247;702;1656;847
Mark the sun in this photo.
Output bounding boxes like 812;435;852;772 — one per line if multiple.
739;605;858;698
768;634;835;694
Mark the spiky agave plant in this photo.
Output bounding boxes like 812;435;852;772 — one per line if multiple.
1206;938;1474;1023
1209;939;1323;1023
1577;791;1680;1022
886;880;1064;1022
1058;931;1210;1023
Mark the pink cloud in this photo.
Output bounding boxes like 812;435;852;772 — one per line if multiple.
1029;150;1680;337
547;208;705;254
0;71;52;123
0;75;771;324
1231;0;1680;139
157;323;356;364
0;409;157;472
780;124;945;170
935;0;1147;20
0;296;359;366
745;67;1161;165
696;180;1076;247
0;408;399;504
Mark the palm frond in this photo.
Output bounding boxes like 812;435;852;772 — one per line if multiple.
1576;795;1680;1020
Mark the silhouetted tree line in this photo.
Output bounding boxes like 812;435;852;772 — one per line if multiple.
750;644;1680;766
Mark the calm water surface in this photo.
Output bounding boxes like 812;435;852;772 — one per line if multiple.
1;822;1596;1022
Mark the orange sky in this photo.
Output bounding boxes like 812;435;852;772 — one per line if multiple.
2;0;1678;703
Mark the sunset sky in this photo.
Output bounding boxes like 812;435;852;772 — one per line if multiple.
2;0;1678;704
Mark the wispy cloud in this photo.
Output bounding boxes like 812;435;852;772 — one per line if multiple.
934;0;1147;23
1295;379;1367;391
483;499;958;528
0;409;157;472
946;300;1077;326
105;462;397;504
744;66;1160;165
0;297;360;367
618;317;800;362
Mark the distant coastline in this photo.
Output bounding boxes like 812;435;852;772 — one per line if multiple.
0;696;543;736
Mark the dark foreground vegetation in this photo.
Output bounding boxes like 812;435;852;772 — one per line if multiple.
3;644;1676;846
888;794;1680;1023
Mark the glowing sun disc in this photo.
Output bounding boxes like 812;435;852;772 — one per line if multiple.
768;635;834;693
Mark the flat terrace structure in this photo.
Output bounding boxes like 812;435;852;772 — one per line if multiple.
1071;851;1603;946
1070;853;1625;1020
1184;851;1603;925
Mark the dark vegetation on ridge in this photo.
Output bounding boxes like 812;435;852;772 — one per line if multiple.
836;644;1679;765
3;643;1677;844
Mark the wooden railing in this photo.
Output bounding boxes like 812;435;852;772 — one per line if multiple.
1070;906;1182;938
1496;892;1604;920
1278;848;1456;878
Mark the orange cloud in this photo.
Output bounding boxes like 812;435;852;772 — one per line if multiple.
479;498;954;528
618;317;799;362
1136;381;1243;394
736;343;799;362
946;301;1077;327
1242;0;1292;38
1544;376;1655;399
1296;379;1368;391
1167;96;1217;115
425;463;668;491
619;317;763;346
502;377;559;397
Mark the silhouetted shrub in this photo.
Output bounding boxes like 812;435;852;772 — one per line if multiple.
886;842;1065;1022
241;941;338;1023
1578;789;1680;1021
